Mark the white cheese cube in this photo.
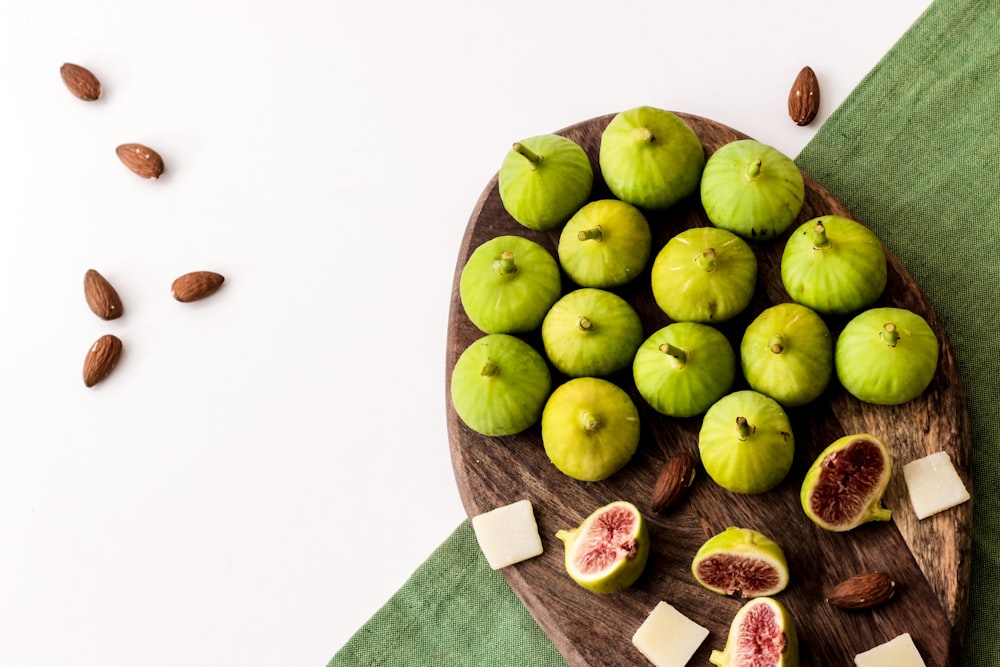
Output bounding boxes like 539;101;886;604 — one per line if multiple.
854;633;926;666
632;601;710;667
471;499;543;570
903;451;970;520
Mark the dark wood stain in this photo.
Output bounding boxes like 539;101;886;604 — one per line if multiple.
445;113;971;667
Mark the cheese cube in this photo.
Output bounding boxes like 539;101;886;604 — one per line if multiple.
632;601;710;667
903;451;970;520
854;633;926;666
471;499;543;569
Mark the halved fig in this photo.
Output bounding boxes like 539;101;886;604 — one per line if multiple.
691;526;789;598
800;433;892;531
555;500;649;593
710;597;799;667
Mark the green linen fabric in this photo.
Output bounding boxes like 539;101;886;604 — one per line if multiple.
330;1;998;665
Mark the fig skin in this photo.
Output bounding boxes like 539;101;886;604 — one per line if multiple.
459;235;562;334
698;390;795;494
541;377;641;482
691;526;790;598
556;500;649;593
450;334;552;436
598;106;706;211
541;288;643;378
710;596;799;667
740;302;833;407
633;322;736;418
700;139;805;241
800;433;892;531
498;134;594;231
650;227;758;323
835;307;939;405
558;199;652;288
781;215;887;315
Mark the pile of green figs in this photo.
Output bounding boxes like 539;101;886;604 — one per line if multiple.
450;106;940;619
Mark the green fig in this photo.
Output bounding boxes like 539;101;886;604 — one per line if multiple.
541;288;643;378
698;391;795;494
650;226;758;323
740;303;833;407
800;434;892;531
710;597;799;667
556;500;649;593
691;527;789;598
598;106;706;210
459;235;562;334
558;199;652;288
700;139;805;241
835;307;939;405
632;322;736;418
450;334;552;436
498;134;594;231
780;215;887;315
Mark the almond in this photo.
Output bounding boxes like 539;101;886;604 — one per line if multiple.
826;571;896;610
83;269;124;320
172;271;225;302
116;143;165;179
788;65;820;126
83;334;123;388
651;451;697;513
60;63;102;101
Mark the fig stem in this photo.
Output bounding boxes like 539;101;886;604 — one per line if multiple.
745;158;763;181
870;504;893;522
480;361;500;378
632;127;654;144
578;316;594;332
769;333;785;354
578;226;603;242
736;416;754;441
880;322;900;347
696;248;717;272
493;251;517;276
511;142;542;170
812;222;830;249
580;410;602;432
659;342;688;367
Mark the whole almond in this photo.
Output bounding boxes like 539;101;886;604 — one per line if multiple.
60;63;103;101
84;269;124;320
172;271;225;302
116;143;165;179
651;451;697;513
826;571;896;610
788;65;820;126
83;334;123;388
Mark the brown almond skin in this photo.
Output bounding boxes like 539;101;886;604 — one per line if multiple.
788;65;820;126
172;271;225;302
651;451;697;513
84;269;124;320
60;63;103;101
83;334;123;388
116;143;165;179
826;571;896;610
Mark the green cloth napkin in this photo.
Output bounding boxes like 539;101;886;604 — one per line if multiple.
330;1;999;664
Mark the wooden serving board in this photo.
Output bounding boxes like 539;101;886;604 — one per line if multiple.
445;112;972;667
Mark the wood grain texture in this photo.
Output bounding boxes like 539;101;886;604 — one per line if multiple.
445;112;972;667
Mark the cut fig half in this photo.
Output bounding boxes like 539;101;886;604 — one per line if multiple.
555;500;649;593
692;527;789;598
800;433;892;532
710;596;799;667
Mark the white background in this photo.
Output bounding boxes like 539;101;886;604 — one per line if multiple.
0;1;931;665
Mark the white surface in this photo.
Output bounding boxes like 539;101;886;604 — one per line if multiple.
903;451;971;519
0;1;931;666
471;499;543;570
632;600;709;667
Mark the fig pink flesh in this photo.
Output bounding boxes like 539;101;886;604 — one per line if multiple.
696;555;781;597
809;438;885;524
735;603;786;665
573;506;638;574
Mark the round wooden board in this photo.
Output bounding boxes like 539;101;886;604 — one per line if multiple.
445;112;972;667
